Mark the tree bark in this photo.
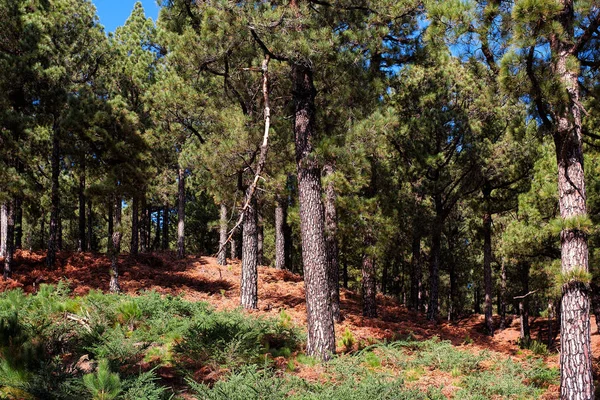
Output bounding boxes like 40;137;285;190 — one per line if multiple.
87;198;93;252
293;63;335;360
217;203;228;266
0;203;7;258
552;4;594;397
109;197;122;293
381;261;389;295
139;197;147;253
499;259;507;329
362;243;377;318
257;218;264;266
548;299;556;348
154;208;160;250
177;168;185;259
449;254;457;321
275;199;286;270
162;204;169;250
40;210;45;251
518;263;531;342
323;163;341;322
3;200;14;280
427;217;442;321
483;209;494;336
591;282;600;334
78;159;86;252
230;227;239;259
47;132;60;268
131;196;139;256
410;231;422;312
108;199;113;241
14;198;22;250
241;196;258;309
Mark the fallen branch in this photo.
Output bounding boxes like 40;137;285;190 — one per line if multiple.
65;312;92;333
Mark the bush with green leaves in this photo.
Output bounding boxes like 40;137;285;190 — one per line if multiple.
0;284;558;399
188;339;557;400
175;309;303;370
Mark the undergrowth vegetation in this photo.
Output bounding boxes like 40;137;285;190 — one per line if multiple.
0;284;558;399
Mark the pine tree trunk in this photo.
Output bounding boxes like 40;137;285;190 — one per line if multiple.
40;211;45;251
410;231;422;311
474;286;481;314
381;261;388;295
109;207;121;292
1;203;7;258
78;160;86;252
548;299;556;348
428;217;442;321
547;5;595;396
47;132;60;268
131;196;139;256
108;200;113;241
230;227;238;260
57;214;62;251
323;163;341;322
217;203;228;266
499;259;507;329
362;242;377;318
518;263;530;342
162;204;169;250
140;197;147;253
553;27;594;400
241;197;258;309
146;205;151;251
154;208;160;250
177;168;185;259
449;256;457;321
590;282;600;334
284;215;293;271
392;258;400;299
342;261;349;290
483;210;494;336
3;200;14;279
14;198;22;250
87;199;93;252
519;299;530;342
275;200;286;270
257;220;264;266
109;197;122;293
293;63;335;360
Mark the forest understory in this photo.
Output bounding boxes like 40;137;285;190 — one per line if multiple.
0;250;579;399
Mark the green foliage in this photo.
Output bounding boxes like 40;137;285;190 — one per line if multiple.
548;215;595;236
188;338;557;399
121;370;167;400
557;267;593;286
338;327;356;352
83;359;122;400
520;339;550;356
175;309;303;370
0;287;558;398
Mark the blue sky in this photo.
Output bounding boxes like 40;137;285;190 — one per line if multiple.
93;0;160;33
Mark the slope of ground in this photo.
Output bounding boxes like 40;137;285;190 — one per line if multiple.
0;250;583;397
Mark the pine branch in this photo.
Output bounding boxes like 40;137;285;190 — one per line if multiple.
216;55;272;256
572;10;600;55
514;290;537;300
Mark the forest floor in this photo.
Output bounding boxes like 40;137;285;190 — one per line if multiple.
1;250;592;398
